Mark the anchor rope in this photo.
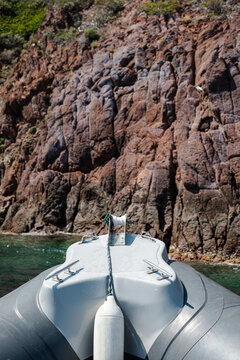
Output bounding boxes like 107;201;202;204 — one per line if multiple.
104;214;114;296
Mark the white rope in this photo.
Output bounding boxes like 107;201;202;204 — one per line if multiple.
107;216;113;295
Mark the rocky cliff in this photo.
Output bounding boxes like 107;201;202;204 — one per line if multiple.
0;0;239;259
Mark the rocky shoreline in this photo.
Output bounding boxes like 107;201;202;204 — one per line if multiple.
169;247;240;264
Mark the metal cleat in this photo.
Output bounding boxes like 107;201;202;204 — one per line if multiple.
78;232;98;244
143;259;172;280
141;231;156;242
53;274;63;283
45;260;80;282
147;266;158;275
65;267;75;275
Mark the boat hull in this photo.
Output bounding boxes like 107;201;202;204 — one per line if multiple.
0;262;240;360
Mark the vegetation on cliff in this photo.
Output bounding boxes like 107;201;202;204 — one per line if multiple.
141;0;240;18
1;0;239;81
0;0;46;38
142;0;183;17
0;0;126;84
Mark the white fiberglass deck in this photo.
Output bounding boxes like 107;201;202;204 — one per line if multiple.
39;233;184;359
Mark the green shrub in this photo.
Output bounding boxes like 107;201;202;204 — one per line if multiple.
0;33;24;64
84;28;100;41
90;39;99;47
27;0;47;9
0;65;11;85
94;0;124;26
0;32;24;50
143;1;161;15
50;0;72;7
104;0;124;14
0;4;46;39
47;0;86;10
0;33;24;65
142;0;182;16
43;30;54;39
28;126;37;135
201;0;223;15
56;27;77;46
0;49;17;64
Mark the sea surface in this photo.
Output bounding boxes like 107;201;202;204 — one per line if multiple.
0;234;239;298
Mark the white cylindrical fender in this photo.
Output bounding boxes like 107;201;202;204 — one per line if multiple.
93;295;124;360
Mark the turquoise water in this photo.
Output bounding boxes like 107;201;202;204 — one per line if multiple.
0;234;239;297
0;234;79;297
188;261;240;296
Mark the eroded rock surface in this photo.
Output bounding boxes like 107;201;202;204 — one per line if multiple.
0;2;239;258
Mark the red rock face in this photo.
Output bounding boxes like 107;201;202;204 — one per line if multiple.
0;3;239;258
